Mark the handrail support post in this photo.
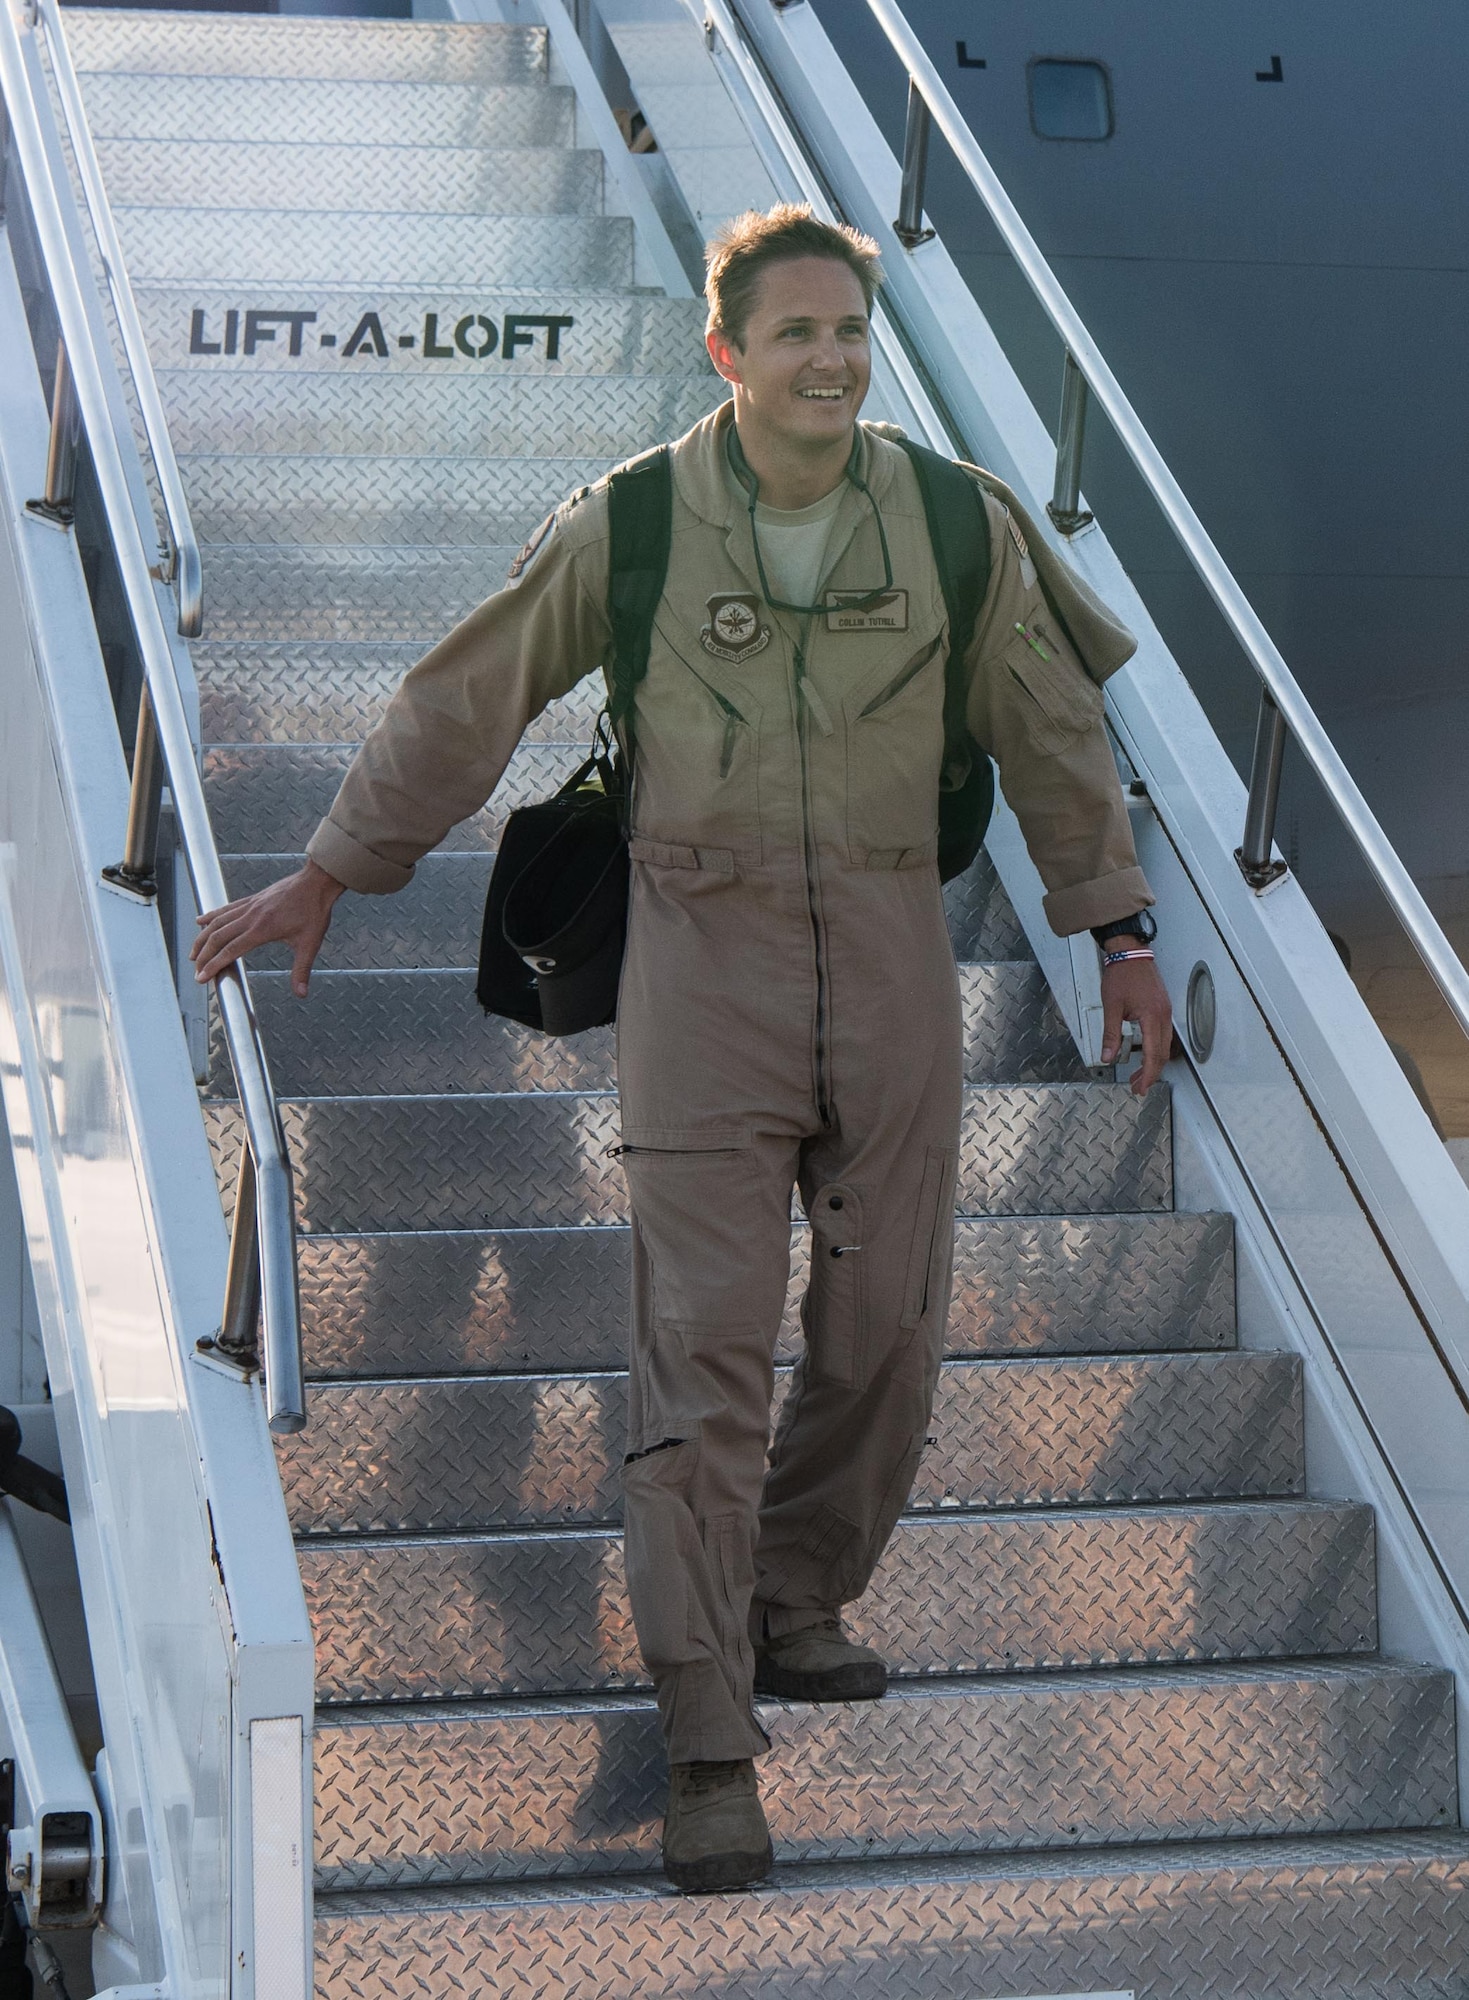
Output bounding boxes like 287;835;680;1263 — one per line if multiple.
101;684;163;900
1236;688;1291;891
893;78;936;248
212;1137;262;1368
1047;350;1094;534
25;339;80;528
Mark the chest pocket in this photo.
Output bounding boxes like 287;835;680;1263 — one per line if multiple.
627;618;765;865
843;634;946;866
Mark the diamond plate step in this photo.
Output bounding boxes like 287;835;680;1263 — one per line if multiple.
310;1659;1448;1888
294;1210;1235;1378
180;452;607;547
66;11;549;84
80;72;576;149
98;139;603;217
200;545;518;642
299;1502;1372;1703
116;210;632;289
216;973;615;1098
137;287;711;375
219;845;1025;970
204;740;582;853
280;1351;1301;1534
313;1830;1469;2000
161;372;721;459
207;963;1082;1097
197;642;605;746
202;1082;1172;1232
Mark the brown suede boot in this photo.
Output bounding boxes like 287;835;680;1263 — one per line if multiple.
661;1758;772;1894
753;1617;888;1702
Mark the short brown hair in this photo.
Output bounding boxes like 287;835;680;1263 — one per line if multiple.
705;203;882;348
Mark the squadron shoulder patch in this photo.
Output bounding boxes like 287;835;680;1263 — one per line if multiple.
506;511;555;585
825;588;908;633
1003;506;1037;589
701;593;770;663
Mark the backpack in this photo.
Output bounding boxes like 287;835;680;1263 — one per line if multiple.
603;434;994;882
477;435;992;1032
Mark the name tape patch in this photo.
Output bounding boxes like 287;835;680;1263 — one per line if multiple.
825;588;909;633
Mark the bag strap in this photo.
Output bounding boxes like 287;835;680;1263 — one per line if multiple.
605;443;674;747
895;437;991;775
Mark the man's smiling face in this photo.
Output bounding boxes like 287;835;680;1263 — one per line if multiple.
707;254;872;460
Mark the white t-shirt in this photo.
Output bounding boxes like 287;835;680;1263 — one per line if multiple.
749;482;845;609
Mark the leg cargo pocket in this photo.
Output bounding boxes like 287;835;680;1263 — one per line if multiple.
900;1148;956;1330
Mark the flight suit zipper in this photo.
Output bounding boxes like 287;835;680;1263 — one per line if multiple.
794;633;833;1127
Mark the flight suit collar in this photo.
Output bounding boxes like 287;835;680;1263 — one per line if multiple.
670;401;898;614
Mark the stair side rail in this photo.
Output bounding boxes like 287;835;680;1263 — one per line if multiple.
0;0;314;1992
1;0;305;1435
26;0;202;640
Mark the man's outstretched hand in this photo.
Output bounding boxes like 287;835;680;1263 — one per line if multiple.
1100;957;1173;1095
190;859;346;998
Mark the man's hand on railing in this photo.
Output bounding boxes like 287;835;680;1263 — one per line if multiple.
191;859;346;998
1100;959;1173;1095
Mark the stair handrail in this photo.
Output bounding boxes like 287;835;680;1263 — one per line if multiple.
823;0;1469;1046
25;0;202;638
0;0;305;1432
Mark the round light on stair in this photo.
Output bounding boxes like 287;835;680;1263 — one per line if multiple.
1186;961;1216;1061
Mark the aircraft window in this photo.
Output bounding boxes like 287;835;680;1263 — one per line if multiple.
1028;60;1113;140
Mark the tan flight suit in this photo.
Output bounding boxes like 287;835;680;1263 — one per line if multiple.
308;403;1154;1764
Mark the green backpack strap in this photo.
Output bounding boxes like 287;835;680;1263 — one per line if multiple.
605;444;674;747
896;437;996;883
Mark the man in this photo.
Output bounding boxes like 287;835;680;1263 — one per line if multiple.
193;204;1172;1895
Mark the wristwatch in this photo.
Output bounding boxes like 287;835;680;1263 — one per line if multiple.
1090;909;1157;950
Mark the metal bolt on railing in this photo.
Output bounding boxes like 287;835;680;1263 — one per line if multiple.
25;339;80;528
893;80;936;248
1048;351;1094;535
1236;688;1290;891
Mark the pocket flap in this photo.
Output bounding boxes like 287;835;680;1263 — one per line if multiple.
628;836;736;874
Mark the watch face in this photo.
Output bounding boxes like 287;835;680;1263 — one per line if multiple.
1095;910;1157;946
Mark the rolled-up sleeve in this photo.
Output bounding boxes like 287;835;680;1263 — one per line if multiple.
965;492;1154;936
306;489;612;894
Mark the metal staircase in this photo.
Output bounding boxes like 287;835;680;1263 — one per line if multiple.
2;1;1469;1993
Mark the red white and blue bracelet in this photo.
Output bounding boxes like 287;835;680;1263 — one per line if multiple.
1101;947;1155;968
